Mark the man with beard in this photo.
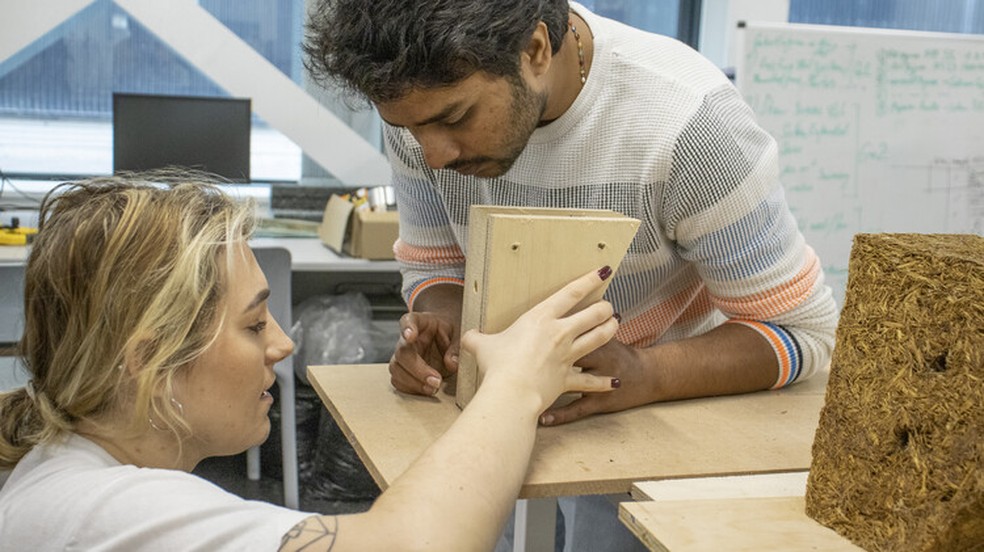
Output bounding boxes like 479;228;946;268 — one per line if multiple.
304;1;838;550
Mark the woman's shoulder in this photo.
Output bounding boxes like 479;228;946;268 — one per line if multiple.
0;434;310;551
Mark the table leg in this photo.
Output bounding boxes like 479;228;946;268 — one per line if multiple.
513;497;557;552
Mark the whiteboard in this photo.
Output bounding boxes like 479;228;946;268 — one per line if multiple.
736;22;984;307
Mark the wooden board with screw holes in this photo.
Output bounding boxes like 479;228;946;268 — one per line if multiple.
455;205;640;409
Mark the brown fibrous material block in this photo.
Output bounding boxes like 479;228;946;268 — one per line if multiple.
806;233;984;551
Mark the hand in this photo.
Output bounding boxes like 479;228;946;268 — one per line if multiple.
538;338;653;426
389;311;460;396
460;267;621;412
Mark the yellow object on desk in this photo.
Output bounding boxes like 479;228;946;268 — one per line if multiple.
0;226;37;246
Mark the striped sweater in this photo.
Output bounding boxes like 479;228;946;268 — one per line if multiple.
383;3;838;388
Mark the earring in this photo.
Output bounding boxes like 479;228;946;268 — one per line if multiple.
148;397;185;431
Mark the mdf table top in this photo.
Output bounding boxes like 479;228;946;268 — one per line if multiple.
619;495;861;551
308;363;829;499
619;474;861;551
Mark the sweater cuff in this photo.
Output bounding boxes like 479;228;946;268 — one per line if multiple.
727;319;803;388
406;277;465;310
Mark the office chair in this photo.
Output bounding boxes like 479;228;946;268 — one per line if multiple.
248;247;299;509
0;264;25;347
0;265;29;392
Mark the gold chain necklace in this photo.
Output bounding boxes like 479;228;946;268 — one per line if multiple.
569;19;587;85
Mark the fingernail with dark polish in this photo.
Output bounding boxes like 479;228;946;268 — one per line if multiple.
613;312;622;323
598;265;612;281
611;378;621;389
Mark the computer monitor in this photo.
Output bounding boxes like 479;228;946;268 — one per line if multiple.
113;92;251;182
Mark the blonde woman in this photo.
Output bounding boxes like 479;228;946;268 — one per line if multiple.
0;173;619;551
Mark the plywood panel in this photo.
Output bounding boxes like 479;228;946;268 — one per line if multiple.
456;205;640;408
619;496;862;551
631;472;808;502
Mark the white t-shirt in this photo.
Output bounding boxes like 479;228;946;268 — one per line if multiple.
0;434;313;551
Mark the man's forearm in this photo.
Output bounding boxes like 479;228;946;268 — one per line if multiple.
641;322;778;402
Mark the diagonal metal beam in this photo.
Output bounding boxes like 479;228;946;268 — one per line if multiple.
113;0;389;186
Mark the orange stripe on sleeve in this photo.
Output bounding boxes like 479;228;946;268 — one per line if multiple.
713;248;820;319
730;319;792;388
408;277;465;310
616;283;711;346
393;239;465;265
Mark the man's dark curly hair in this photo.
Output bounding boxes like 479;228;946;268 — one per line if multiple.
303;0;570;104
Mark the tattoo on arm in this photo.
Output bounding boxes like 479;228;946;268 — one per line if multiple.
278;516;338;551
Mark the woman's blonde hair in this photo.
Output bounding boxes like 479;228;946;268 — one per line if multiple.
0;171;255;469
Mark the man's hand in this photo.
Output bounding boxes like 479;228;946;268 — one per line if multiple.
537;322;783;425
389;311;460;395
538;338;655;426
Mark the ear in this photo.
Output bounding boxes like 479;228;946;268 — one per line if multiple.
121;334;155;380
523;21;554;77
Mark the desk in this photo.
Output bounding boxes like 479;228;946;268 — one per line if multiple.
307;363;829;549
249;238;403;311
1;237;399;271
0;245;29;265
0;237;404;381
0;236;402;319
249;237;399;273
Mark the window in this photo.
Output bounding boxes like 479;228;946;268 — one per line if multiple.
0;0;304;181
0;0;703;187
789;0;984;34
582;0;703;47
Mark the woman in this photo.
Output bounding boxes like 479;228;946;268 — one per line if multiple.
0;173;619;551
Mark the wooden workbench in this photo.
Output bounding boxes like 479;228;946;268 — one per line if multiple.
307;364;829;499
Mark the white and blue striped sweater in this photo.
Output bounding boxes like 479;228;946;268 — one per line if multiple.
384;3;838;388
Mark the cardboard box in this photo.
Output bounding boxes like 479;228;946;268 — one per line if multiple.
319;195;399;260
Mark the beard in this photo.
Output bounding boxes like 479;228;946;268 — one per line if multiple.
446;76;547;178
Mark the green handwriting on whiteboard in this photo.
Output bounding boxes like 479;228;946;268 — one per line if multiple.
805;213;850;237
782;122;850;140
741;24;984;306
748;35;984;115
858;142;888;162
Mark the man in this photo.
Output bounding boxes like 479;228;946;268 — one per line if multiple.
305;1;837;550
